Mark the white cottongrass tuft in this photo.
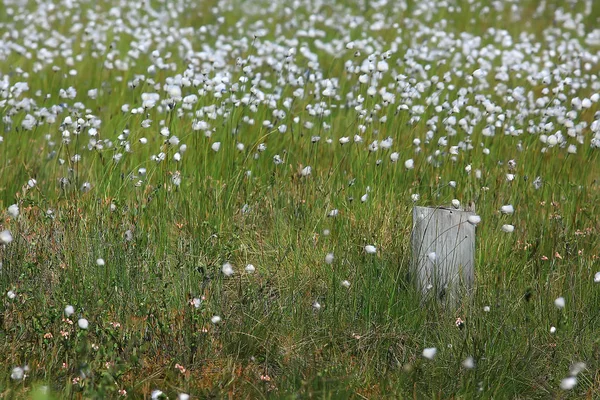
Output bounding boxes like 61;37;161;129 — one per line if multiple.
500;205;515;214
427;252;437;263
451;199;460;209
0;230;13;244
211;142;221;152
151;390;165;400
78;318;89;330
211;315;222;324
178;394;190;400
550;326;556;334
554;297;565;309
300;166;312;177
364;245;377;254
483;306;491;312
462;356;475;369
422;347;437;360
222;262;234;277
245;264;255;273
312;301;321;310
7;290;16;299
467;215;481;226
325;253;334;264
404;159;414;169
501;224;515;233
341;280;351;288
7;204;19;218
96;258;105;266
594;272;600;283
65;305;75;317
569;362;586;376
559;376;577;390
11;366;24;381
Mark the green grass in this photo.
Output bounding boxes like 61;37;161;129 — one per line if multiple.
1;0;600;398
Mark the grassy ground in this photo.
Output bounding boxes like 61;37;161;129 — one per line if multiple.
1;0;600;398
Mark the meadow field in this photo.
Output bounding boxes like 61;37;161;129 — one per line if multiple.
1;0;600;398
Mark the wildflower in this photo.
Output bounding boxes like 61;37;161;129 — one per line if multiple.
44;332;53;339
554;297;565;309
11;367;24;381
501;224;514;233
64;305;75;317
222;262;234;276
78;318;89;330
411;193;420;202
175;363;186;374
0;230;13;244
118;389;127;396
300;166;312;177
422;347;437;360
260;374;272;382
467;215;481;225
191;298;202;308
560;377;577;390
7;204;19;218
462;357;475;369
245;264;255;273
211;315;222;324
364;245;377;254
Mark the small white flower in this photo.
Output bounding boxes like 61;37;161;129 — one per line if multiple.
462;357;475;369
325;253;334;264
411;193;420;202
560;377;577;390
554;297;565;309
569;362;586;376
192;298;202;308
245;264;255;273
7;204;19;218
427;252;437;263
550;326;556;334
501;224;514;233
0;230;13;244
78;318;89;330
404;159;414;169
500;205;515;214
211;142;221;152
222;262;234;277
341;280;351;288
96;258;105;266
483;306;490;312
211;315;222;324
11;366;24;381
364;245;377;254
467;215;481;226
7;290;16;299
422;347;437;360
65;305;75;317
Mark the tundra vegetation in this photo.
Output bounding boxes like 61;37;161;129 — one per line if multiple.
1;0;600;398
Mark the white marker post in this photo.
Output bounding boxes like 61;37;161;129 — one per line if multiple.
411;206;475;305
